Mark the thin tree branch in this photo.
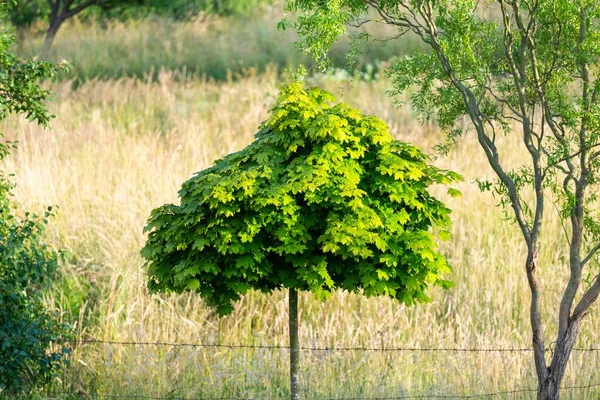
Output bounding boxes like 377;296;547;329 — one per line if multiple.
371;31;411;44
545;142;600;173
64;0;97;19
347;18;379;28
571;274;600;321
582;243;600;267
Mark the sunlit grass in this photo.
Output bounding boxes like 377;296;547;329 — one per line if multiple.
2;68;600;398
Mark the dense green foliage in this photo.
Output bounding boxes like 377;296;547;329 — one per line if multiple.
142;82;460;315
0;2;70;394
0;198;70;394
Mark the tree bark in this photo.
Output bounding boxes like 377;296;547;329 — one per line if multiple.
289;288;300;400
537;379;559;400
43;0;99;51
537;317;584;399
43;16;63;52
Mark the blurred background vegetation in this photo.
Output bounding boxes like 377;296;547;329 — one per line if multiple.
11;0;425;82
10;0;273;25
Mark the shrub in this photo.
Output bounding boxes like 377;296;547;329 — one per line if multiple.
0;1;71;394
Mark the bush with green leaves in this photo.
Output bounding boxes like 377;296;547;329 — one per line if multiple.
142;81;460;398
0;2;70;395
0;196;70;395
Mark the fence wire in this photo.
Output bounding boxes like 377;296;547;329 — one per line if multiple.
46;395;241;400
43;381;600;400
38;339;600;400
68;339;600;353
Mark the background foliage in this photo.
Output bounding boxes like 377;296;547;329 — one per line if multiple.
13;2;425;83
9;0;270;27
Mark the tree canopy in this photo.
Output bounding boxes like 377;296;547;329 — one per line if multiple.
142;82;460;315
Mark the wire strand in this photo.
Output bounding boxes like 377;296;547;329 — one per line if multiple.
44;382;600;400
66;339;600;353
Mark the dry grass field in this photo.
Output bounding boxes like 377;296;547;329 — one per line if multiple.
2;67;600;398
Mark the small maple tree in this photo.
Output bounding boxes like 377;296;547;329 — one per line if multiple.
142;81;460;398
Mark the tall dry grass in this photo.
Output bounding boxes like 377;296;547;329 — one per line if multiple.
2;68;599;398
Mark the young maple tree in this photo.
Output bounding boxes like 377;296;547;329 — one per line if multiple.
141;82;460;399
281;1;600;398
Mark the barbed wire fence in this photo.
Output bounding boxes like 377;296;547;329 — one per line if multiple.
38;339;600;400
66;339;600;352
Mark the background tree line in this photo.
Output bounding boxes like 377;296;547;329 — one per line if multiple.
9;0;270;49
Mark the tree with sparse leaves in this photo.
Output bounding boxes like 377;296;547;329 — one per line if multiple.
281;1;600;399
0;1;70;395
142;81;460;400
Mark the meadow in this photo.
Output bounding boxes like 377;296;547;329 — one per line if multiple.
3;14;600;400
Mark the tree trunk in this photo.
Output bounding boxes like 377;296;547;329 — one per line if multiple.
537;378;560;400
537;318;583;399
43;17;63;52
289;288;300;400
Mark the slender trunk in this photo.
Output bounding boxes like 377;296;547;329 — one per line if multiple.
289;288;300;400
524;248;550;392
43;17;63;52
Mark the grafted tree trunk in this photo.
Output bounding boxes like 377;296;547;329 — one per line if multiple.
289;288;300;400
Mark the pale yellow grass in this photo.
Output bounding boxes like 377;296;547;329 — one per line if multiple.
2;69;599;398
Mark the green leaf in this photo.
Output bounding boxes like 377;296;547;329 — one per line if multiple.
447;188;462;198
186;279;201;291
438;230;452;242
